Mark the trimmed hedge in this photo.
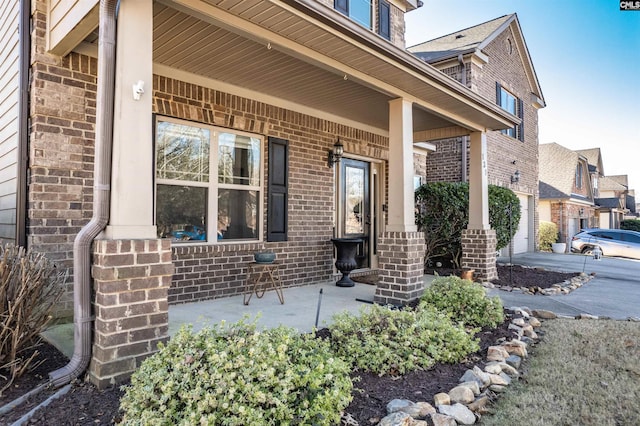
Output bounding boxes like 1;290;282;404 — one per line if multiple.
621;219;640;232
539;221;559;251
419;276;504;328
328;304;479;376
415;182;521;267
120;320;353;425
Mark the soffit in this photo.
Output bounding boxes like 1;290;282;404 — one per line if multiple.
156;0;516;132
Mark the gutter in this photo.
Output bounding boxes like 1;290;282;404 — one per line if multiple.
49;0;118;387
16;0;30;247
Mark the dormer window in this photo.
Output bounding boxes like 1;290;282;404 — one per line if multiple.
335;0;372;29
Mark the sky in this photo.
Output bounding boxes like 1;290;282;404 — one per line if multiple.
404;0;640;195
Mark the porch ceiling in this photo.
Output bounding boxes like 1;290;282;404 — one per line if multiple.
152;0;516;134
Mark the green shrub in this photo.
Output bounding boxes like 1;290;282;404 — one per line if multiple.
419;276;504;328
120;319;352;425
328;304;479;376
488;185;522;250
416;182;521;267
621;219;640;232
538;221;559;251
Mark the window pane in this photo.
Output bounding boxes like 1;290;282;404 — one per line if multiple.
218;189;259;240
345;166;365;235
156;121;210;182
156;184;207;242
218;133;261;186
350;0;371;28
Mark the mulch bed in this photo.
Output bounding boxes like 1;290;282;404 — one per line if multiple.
426;264;580;291
1;313;518;425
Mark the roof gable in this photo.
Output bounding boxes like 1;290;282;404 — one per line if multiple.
408;14;545;107
539;143;593;200
575;148;604;176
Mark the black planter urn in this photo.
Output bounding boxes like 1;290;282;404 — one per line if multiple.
331;238;363;287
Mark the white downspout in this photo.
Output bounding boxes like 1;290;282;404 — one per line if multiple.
50;0;118;386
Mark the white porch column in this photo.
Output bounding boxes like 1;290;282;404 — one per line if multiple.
461;130;497;281
387;98;416;233
468;131;490;230
104;0;156;239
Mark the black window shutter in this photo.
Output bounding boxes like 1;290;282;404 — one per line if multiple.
518;98;525;142
267;137;288;242
335;0;348;15
378;1;391;40
495;82;502;106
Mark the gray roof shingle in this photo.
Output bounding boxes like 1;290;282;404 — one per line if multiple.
407;15;512;62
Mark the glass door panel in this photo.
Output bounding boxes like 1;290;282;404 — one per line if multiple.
341;159;369;268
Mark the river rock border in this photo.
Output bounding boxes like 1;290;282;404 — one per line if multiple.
484;265;594;295
364;307;541;426
341;308;640;426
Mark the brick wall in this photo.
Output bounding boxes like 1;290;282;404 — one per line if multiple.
28;5;97;320
461;229;497;281
90;239;173;388
154;75;389;303
375;231;425;305
425;137;465;183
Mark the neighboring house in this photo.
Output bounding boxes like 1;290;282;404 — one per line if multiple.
538;143;597;245
597;175;629;228
408;14;546;255
0;0;519;387
575;148;636;225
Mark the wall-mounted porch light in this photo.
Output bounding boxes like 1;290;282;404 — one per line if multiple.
510;170;520;184
327;138;344;168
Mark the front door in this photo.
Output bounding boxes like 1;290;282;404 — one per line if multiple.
340;159;370;268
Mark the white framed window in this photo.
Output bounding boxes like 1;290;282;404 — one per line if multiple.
335;0;372;29
154;116;263;243
575;163;583;189
496;83;524;141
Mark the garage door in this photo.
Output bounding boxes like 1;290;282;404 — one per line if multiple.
512;194;529;254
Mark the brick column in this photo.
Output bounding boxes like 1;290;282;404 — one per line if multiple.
89;239;173;389
374;231;425;306
461;229;497;281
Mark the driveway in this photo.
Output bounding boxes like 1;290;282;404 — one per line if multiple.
490;252;640;320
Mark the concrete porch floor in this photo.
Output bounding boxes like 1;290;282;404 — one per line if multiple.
43;277;437;359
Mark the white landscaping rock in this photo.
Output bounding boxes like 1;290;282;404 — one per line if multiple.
487;345;510;362
466;395;489;413
489;373;509;386
484;363;502;375
438;403;476;425
458;381;480;395
502;340;528;358
532;309;557;319
448;386;475;404
387;399;414;414
378;411;414;426
433;393;450;406
426;413;457;426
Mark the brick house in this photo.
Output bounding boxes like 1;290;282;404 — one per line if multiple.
408;14;546;255
0;0;520;387
538;143;597;246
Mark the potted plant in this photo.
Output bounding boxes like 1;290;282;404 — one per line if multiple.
551;232;566;253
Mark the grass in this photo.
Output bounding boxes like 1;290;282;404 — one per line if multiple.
481;319;640;425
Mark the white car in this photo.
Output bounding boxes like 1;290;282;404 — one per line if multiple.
571;228;640;260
